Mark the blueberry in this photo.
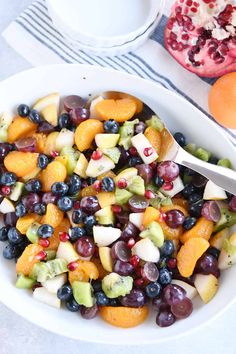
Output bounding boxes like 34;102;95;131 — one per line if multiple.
65;297;80;312
189;200;204;217
51;182;69;196
207;247;220;260
101;177;115;192
91;280;102;292
183;216;197;230
37;154;49;169
95;291;109;306
33;203;46;215
173;132;186;147
0;172;17;186
87;177;96;186
29;109;42;124
58;113;71;129
15;203;27;217
57;196;73;212
209;156;218;165
57;284;73;301
128;156;143;167
134;121;146;134
155;176;164;188
67;174;81;195
109;298;120;306
25;178;42;192
104;119;119;134
69;227;86;242
188;193;201;205
17;104;30;117
159;268;172;285
182;184;197;198
84;215;96;229
0;226;9;242
37;224;54;238
3;243;19;259
72;209;84;224
8;227;22;245
145;282;161;298
160;240;174;256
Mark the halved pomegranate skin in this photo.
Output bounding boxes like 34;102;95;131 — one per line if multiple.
165;1;236;77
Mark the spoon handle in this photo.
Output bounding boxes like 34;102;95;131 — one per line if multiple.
174;147;236;195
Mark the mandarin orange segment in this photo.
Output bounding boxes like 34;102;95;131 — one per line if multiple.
159;220;183;240
16;244;43;275
48;218;70;251
41;203;64;228
68;260;99;285
41;160;67;192
31;133;47;153
119;93;143;114
97;171;116;180
180;216;214;244
8;117;37;143
75;119;104;152
177;237;209;277
144;127;162;155
4;151;39;178
158;128;174;161
143;207;160;228
81;185;98;197
91;257;110;279
54;155;68;167
161;204;189;217
43;131;59;155
208;72;236;129
16;213;40;234
100;306;149;328
95;98;137;123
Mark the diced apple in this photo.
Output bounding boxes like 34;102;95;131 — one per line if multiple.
97;192;115;208
194;274;218;303
0;198;15;213
0;111;13;126
114;167;138;185
33;92;60;126
89;96;104;119
73;153;88;178
129;212;144;230
95;206;114;225
171;279;197;300
132;238;160;263
93;226;121;247
95;134;120;148
203;180;227;200
86;155;115;178
55;128;74;152
210;228;229;250
218;236;236;270
56;241;79;263
42;273;67;294
160;176;184;198
230;233;236;246
131;133;158;164
99;247;113;272
22;167;41;182
33;287;61;308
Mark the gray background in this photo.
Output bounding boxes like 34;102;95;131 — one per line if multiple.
0;1;236;353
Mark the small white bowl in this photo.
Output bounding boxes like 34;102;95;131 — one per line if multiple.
46;0;164;47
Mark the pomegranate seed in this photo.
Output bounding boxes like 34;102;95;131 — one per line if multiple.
94;246;99;258
67;261;79;271
1;186;11;195
129;146;137;156
193;1;199;6
191;7;197;12
208;2;214;7
36;250;47;261
73;201;80;209
143;147;153;157
149;162;157;170
159;212;167;222
59;232;70;242
117;178;127;189
175;6;182;14
127;238;135;249
39;239;50;248
135;266;142;277
144;190;155;199
134;278;144;287
163;182;173;191
182;33;189;41
167;258;177;269
130;255;140;267
111;204;122;214
91;150;103;160
50;151;59;158
82;180;88;188
93;180;101;192
186;0;192;6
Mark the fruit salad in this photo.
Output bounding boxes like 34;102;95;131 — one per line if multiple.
0;92;235;329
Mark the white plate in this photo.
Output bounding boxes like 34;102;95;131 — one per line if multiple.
0;64;235;344
46;0;164;47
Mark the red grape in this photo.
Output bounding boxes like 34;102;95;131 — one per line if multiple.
15;137;37;152
114;260;134;275
171;298;193;319
134;122;146;134
115;212;129;225
120;289;147;307
64;95;85;112
75;237;95;258
141;262;159;282
69;107;90;125
80;196;100;214
80;304;98;319
163;284;186;305
3;212;18;227
157;161;179;182
192;174;208;188
195;253;219;275
156;310;176;327
111;241;131;262
165;209;185;229
120;222;139;240
42;192;58;205
201;201;221;222
152;298;169;311
128;195;149;212
229;196;236;212
0;143;11;162
22;193;41;211
136;164;153;185
38;121;55;133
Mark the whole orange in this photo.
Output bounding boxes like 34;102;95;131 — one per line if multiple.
208;72;236;129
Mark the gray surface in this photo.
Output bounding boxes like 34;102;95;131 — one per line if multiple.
0;1;236;353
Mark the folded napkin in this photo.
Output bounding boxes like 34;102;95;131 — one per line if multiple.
2;0;236;146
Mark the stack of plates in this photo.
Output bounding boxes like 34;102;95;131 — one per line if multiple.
46;0;165;56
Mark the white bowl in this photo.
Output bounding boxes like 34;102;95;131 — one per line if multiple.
46;0;164;47
0;64;235;344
